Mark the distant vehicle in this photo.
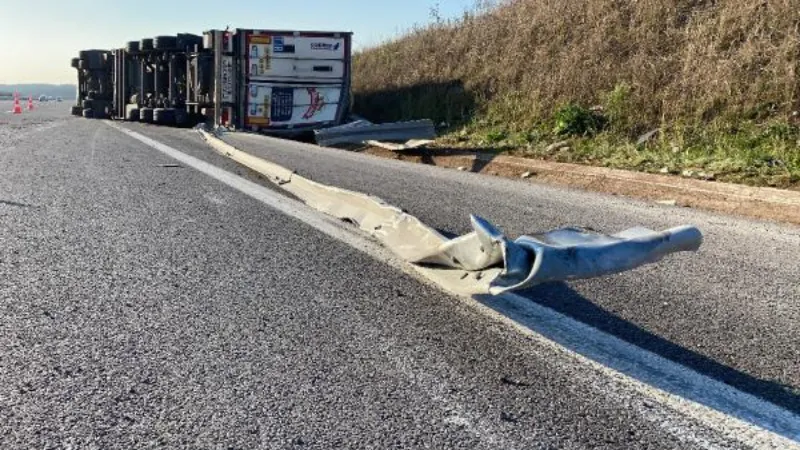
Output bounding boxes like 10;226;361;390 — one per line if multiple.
56;96;63;102
38;95;48;102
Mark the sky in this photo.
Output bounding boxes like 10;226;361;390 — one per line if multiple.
0;0;477;84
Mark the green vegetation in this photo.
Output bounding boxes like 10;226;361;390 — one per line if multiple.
352;1;800;189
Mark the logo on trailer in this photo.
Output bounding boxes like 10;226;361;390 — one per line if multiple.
302;88;325;120
310;42;341;51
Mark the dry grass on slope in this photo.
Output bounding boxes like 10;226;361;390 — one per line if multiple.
352;0;800;188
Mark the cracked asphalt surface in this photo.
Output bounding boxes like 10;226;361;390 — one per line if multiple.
0;108;794;448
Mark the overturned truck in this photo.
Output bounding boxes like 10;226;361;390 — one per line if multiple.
71;29;352;135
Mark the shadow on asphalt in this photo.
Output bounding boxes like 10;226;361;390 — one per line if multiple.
499;281;799;418
411;148;510;174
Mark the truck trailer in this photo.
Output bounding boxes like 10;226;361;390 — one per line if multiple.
70;28;353;136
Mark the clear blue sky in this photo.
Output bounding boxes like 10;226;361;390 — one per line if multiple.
1;0;476;84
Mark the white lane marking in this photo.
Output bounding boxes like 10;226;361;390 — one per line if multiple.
107;122;800;449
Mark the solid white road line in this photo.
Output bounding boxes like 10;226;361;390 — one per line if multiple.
107;121;800;449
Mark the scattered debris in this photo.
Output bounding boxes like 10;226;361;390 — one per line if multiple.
314;119;436;147
500;376;531;387
659;167;670;174
766;158;785;167
656;200;677;206
521;171;534;179
545;140;570;152
636;128;660;146
457;166;468;171
500;411;519;423
671;145;682;154
697;171;716;181
680;169;715;181
365;139;434;151
158;163;182;168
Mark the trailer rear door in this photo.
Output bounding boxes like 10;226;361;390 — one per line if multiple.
242;30;350;130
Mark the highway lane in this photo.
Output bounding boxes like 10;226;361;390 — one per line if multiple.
129;123;800;415
0;112;794;448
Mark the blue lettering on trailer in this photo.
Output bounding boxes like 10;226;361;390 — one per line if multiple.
272;36;295;53
311;42;341;51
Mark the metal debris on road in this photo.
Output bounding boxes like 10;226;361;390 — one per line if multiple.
314;119;436;147
200;128;703;295
364;139;434;151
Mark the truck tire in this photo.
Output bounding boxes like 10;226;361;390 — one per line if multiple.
70;57;80;69
177;33;203;51
126;41;140;52
140;107;154;123
153;36;178;50
153;108;176;125
88;55;104;70
82;99;93;109
82;108;95;119
140;38;154;52
91;102;107;119
79;50;105;70
70;105;83;116
174;109;189;127
126;108;140;121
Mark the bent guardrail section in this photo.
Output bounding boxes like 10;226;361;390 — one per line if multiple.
198;127;703;295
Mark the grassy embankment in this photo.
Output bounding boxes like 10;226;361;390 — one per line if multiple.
352;0;800;189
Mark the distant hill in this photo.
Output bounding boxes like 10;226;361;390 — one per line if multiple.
0;84;76;100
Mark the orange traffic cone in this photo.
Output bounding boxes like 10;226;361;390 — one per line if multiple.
27;96;34;111
12;92;22;114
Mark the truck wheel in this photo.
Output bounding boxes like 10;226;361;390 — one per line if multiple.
126;108;140;121
88;55;103;70
140;38;154;52
70;105;83;116
126;41;140;52
93;107;108;119
82;99;93;109
78;50;105;70
70;57;80;69
78;49;105;60
82;108;95;119
154;108;175;125
153;36;177;50
164;108;177;125
140;107;154;123
177;33;203;51
174;109;189;127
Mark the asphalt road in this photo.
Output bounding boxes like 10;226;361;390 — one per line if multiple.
0;107;797;448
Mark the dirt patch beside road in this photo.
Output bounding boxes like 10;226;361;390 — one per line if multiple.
360;146;800;226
